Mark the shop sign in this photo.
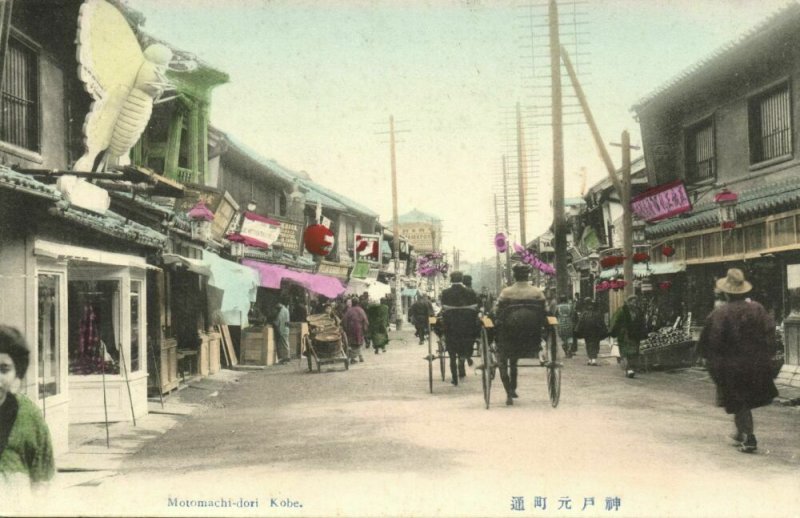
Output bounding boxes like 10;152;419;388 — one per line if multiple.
631;180;692;222
273;218;303;254
354;233;381;263
352;261;371;279
239;212;281;248
174;186;239;242
317;261;351;280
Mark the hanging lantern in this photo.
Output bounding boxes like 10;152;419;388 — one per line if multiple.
714;189;738;229
304;224;335;256
661;243;675;257
632;252;650;264
659;281;672;292
187;201;214;242
632;219;647;244
600;255;625;269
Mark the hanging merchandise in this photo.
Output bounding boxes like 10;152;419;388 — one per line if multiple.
494;233;508;253
304;224;335;256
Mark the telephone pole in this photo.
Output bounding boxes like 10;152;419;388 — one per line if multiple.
389;115;403;329
516;103;528;247
550;0;568;301
494;194;502;292
502;156;512;284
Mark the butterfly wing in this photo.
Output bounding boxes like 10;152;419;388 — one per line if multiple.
75;0;144;170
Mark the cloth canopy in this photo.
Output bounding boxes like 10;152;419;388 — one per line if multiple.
346;278;391;301
243;259;346;299
202;251;260;325
401;288;418;297
162;253;211;277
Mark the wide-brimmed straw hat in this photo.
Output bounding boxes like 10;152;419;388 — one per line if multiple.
715;268;752;294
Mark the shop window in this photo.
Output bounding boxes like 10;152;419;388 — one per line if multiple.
1;34;39;151
721;228;744;256
744;223;766;252
130;281;141;372
685;236;701;260
770;216;796;248
685;119;714;183
701;233;721;258
37;274;61;398
749;83;792;164
68;280;121;375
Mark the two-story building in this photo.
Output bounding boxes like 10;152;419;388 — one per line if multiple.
633;4;800;380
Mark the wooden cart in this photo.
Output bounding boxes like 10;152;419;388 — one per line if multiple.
303;313;350;372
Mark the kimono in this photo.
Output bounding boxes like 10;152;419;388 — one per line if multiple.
0;393;55;493
343;305;369;347
366;303;390;349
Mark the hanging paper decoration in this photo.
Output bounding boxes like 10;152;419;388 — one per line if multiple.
595;280;611;292
610;279;627;291
494;233;508;253
416;252;449;278
632;252;650;264
661;244;675;257
513;243;556;276
303;224;335;256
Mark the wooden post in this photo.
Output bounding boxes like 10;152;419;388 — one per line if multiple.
494;194;502;292
502;156;512;284
516;103;528;247
389;116;403;330
622;130;633;298
550;0;569;300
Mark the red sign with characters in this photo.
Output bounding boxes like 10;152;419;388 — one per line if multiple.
631;180;692;222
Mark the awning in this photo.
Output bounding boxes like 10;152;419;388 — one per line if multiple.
401;288;418;297
202;251;260;325
35;239;159;270
598;261;686;279
243;259;346;299
162;253;211;277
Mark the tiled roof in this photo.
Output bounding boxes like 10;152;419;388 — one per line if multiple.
633;3;800;111
219;131;378;218
646;178;800;238
0;166;166;248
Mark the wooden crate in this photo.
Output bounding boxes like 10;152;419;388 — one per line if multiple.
241;326;276;366
151;338;179;394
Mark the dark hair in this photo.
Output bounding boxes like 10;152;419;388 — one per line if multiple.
351;298;360;307
512;265;530;282
463;275;472;287
450;271;464;283
0;326;30;379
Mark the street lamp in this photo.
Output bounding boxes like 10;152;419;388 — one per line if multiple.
246;200;257;212
188;201;214;242
714;189;738;230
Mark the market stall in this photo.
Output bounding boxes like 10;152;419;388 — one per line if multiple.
638;315;695;372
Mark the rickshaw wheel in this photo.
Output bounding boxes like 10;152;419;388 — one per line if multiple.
427;327;434;393
480;328;492;409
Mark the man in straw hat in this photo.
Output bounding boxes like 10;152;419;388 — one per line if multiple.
698;268;778;453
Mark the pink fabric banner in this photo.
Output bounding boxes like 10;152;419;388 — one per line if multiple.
242;259;346;299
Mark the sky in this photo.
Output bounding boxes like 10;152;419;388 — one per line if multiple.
129;0;791;262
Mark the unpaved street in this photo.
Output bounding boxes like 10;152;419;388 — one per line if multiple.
41;328;800;517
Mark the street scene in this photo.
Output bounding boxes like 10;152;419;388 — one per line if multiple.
3;0;800;517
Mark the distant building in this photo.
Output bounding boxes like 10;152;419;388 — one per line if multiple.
386;209;443;255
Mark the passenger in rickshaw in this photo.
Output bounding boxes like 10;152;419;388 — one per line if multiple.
409;294;434;345
440;271;480;385
494;264;546;406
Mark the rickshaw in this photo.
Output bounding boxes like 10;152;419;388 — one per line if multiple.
423;307;485;393
303;313;349;372
476;300;561;409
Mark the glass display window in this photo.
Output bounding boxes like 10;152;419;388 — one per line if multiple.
37;273;62;398
68;279;122;375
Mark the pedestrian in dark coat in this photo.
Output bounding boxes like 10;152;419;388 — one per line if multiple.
343;299;369;364
575;298;607;365
609;295;646;378
555;295;576;357
698;268;778;453
440;271;480;385
409;294;434;344
366;299;390;354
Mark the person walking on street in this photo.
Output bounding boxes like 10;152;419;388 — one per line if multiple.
409;294;434;344
697;268;778;454
494;264;546;405
609;294;647;378
343;298;369;363
440;271;480;385
0;326;55;499
366;298;390;354
555;295;576;358
570;293;581;355
273;297;292;364
574;298;608;366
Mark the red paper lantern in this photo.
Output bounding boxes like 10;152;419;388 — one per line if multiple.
600;255;625;269
659;281;672;291
303;224;335;256
632;252;650;264
661;244;675;257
